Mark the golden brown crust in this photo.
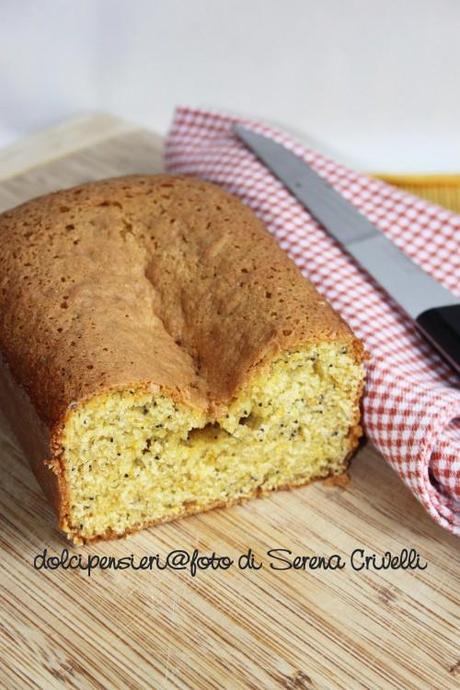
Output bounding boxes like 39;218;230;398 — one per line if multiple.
0;175;359;423
0;174;364;539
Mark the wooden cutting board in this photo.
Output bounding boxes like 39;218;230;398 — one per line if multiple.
0;115;458;690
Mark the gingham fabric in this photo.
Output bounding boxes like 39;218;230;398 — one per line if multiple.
165;107;460;535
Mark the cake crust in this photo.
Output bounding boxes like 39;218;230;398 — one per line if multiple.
0;175;364;541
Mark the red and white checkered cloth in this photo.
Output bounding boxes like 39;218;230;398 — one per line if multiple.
165;107;460;535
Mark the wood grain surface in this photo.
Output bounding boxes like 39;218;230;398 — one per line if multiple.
0;116;458;690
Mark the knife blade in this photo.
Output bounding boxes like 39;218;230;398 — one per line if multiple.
234;124;460;374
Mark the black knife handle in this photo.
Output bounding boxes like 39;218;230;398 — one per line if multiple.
416;304;460;375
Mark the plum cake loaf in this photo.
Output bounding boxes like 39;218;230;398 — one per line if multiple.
0;175;365;543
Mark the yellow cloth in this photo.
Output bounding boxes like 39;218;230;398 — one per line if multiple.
375;173;460;214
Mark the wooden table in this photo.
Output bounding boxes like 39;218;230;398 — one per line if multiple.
0;115;458;690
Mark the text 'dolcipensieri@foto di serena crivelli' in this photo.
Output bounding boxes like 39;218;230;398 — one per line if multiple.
32;547;427;577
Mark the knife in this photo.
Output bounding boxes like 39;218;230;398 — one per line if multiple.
234;125;460;375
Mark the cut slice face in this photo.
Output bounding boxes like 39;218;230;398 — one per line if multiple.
61;343;364;542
